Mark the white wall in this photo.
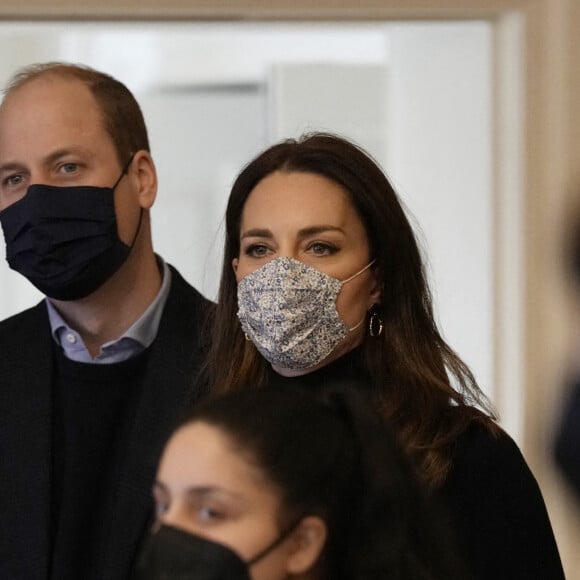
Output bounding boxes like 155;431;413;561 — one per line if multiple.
140;87;266;299
385;22;494;403
268;62;388;162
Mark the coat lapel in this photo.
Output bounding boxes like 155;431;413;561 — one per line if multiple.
99;268;211;579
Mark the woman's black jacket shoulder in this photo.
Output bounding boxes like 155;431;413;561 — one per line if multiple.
436;422;565;580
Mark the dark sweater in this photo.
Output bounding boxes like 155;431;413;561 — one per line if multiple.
270;351;565;580
0;265;211;580
50;345;150;579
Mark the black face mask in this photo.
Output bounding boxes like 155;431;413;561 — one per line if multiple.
134;523;298;580
0;158;140;301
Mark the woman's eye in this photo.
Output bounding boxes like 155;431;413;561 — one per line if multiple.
155;500;169;518
309;242;337;256
197;505;224;522
245;244;270;258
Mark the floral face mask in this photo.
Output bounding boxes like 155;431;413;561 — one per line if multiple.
237;257;374;371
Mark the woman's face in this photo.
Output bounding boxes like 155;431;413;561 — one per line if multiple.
154;421;300;580
233;170;380;374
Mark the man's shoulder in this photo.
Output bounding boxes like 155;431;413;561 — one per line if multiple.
0;301;50;374
166;264;214;310
159;264;214;346
0;300;47;335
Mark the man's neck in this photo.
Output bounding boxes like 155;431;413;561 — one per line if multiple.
49;248;162;357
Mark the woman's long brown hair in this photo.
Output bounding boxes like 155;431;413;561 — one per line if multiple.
202;133;498;490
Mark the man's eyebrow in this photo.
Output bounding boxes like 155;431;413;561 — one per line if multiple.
0;148;95;174
0;162;26;175
44;148;93;164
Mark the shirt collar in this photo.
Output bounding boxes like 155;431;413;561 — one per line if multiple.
47;257;172;364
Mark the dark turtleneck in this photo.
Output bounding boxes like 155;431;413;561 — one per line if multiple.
50;342;150;579
266;347;369;391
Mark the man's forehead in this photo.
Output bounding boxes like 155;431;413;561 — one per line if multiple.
1;74;97;112
0;74;121;165
0;78;105;134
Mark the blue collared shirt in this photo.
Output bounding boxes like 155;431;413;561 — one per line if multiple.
47;259;172;364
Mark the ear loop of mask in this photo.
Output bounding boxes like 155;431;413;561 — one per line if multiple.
340;259;375;285
246;518;303;568
113;152;144;250
113;153;136;189
340;259;376;332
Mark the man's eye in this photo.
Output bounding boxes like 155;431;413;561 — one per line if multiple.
60;163;79;174
4;174;24;187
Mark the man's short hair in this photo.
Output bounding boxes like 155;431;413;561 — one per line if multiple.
4;62;150;165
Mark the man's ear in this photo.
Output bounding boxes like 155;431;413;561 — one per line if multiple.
285;516;327;576
131;150;157;210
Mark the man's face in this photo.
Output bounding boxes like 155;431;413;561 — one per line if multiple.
0;75;139;245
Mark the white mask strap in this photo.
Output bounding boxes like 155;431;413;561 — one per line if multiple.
342;259;376;284
348;314;366;332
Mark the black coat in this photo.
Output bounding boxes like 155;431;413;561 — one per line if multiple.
438;422;565;579
270;353;565;580
0;266;212;580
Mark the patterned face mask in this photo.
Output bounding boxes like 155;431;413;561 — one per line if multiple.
237;257;375;371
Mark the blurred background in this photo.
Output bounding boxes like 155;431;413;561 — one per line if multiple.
0;1;578;576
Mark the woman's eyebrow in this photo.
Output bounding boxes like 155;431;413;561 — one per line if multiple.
152;480;168;493
241;225;345;240
240;228;273;240
297;225;345;238
183;485;249;504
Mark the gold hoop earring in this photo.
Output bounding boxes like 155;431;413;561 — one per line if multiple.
368;307;383;337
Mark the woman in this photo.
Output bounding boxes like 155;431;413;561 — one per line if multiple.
136;386;467;579
203;133;564;579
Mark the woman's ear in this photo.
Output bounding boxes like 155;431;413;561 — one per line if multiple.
232;257;239;274
131;150;158;210
366;266;382;309
285;516;327;576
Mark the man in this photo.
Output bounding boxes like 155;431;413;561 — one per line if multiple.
0;63;212;579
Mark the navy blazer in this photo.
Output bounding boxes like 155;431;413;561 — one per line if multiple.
0;266;212;580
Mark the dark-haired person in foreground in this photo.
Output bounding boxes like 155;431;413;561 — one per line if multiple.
136;385;468;580
202;132;564;579
0;63;211;580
